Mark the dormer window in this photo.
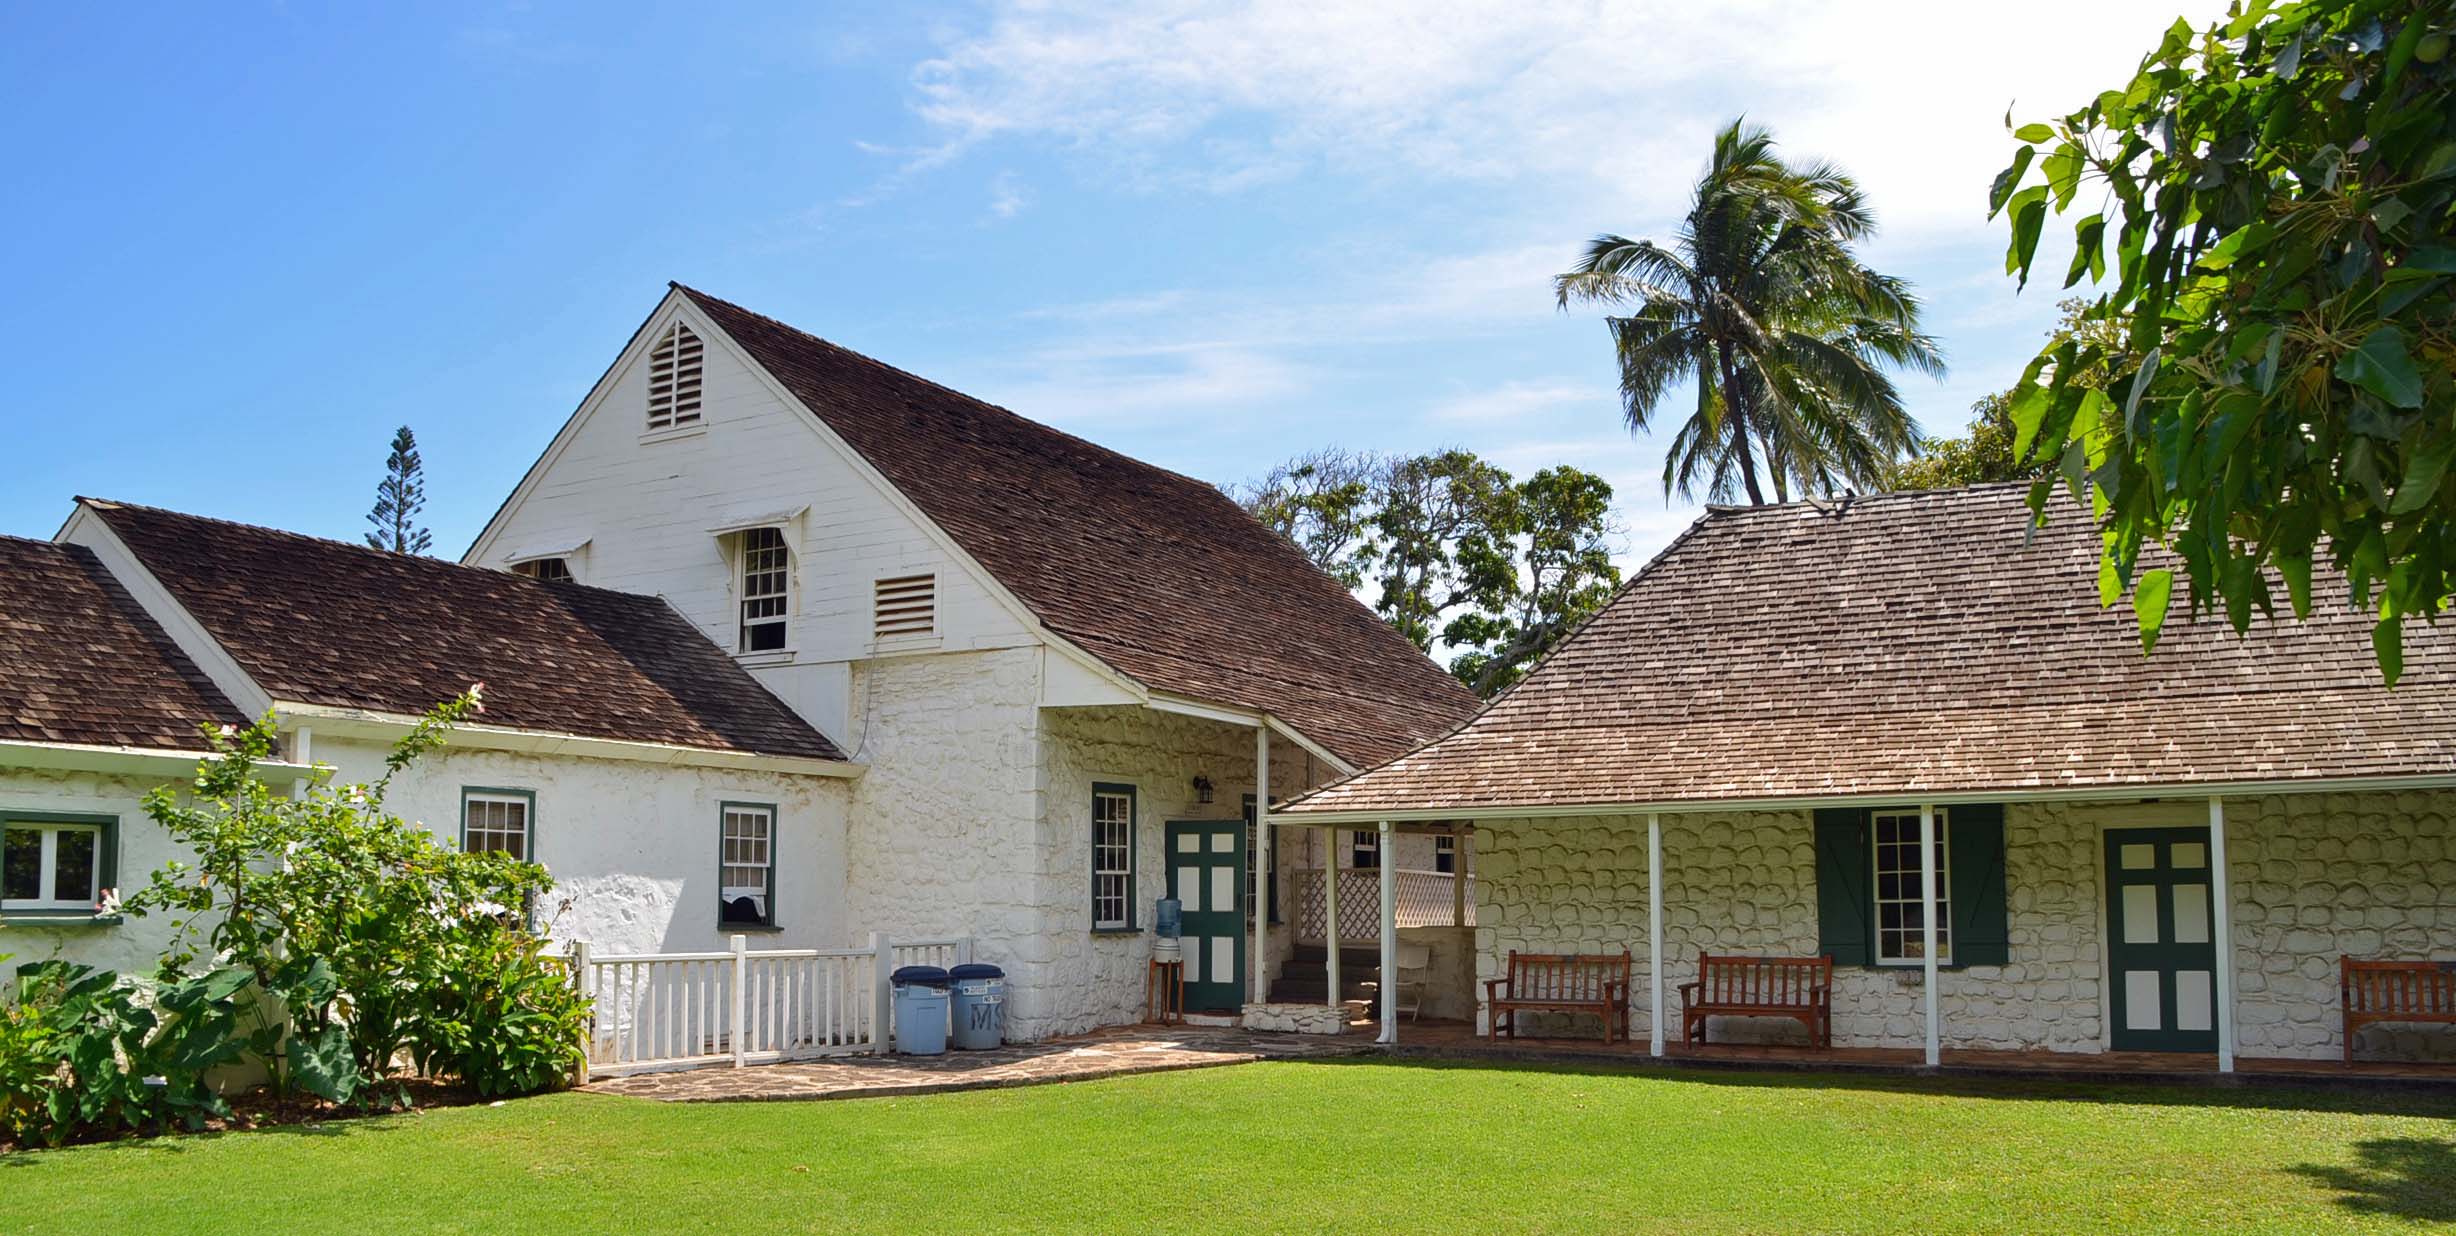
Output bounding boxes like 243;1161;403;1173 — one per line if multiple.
739;527;790;652
646;322;704;432
516;558;573;583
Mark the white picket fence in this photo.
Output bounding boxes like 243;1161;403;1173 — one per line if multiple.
572;933;973;1079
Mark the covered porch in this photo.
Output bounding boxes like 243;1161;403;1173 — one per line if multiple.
1264;778;2456;1080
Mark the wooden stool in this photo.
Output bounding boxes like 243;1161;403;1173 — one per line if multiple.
1146;958;1185;1026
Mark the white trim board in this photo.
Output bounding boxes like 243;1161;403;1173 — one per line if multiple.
274;702;865;779
54;503;277;718
0;738;311;783
1275;773;2456;824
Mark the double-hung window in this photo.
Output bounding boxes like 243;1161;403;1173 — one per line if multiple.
1814;805;2013;969
2;817;112;914
1350;829;1379;870
1870;809;1951;965
739;527;790;652
1434;835;1457;874
461;790;533;861
720;804;776;928
1091;784;1136;931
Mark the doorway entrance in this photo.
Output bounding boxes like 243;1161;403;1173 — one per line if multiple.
2104;827;2219;1052
1166;820;1246;1012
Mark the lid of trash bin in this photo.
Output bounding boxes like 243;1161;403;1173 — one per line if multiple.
890;965;950;987
949;963;1004;981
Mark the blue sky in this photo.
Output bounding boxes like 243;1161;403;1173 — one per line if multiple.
0;2;2193;566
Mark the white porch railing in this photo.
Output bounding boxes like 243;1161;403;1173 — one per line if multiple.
1293;868;1475;943
572;932;973;1079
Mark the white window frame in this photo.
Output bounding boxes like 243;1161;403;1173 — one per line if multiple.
1871;808;1951;966
1434;834;1457;874
738;527;791;653
461;790;533;861
719;804;775;927
2;821;105;912
519;557;574;583
1350;829;1380;870
1092;787;1135;931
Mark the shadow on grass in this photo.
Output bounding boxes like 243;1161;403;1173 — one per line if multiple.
0;1105;408;1167
2289;1138;2456;1223
1285;1051;2456;1119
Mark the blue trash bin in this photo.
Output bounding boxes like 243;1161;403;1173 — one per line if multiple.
948;963;1007;1050
890;965;951;1055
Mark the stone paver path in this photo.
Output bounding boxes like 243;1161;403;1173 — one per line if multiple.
583;1025;1367;1102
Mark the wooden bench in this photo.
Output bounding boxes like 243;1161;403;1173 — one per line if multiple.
1484;950;1631;1044
2341;957;2456;1062
1680;954;1833;1049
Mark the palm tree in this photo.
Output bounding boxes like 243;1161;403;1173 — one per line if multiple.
1556;120;1944;505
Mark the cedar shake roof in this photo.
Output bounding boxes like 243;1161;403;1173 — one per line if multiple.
0;535;246;751
85;501;845;762
675;285;1480;768
1282;482;2456;815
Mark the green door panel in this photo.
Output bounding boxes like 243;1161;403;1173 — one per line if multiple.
2105;827;2220;1053
1166;820;1246;1013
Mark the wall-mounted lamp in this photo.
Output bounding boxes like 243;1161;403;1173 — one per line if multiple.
1192;775;1215;805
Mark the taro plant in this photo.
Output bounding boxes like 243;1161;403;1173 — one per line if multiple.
126;689;566;1108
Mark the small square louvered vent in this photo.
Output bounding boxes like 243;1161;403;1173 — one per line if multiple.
646;322;704;432
873;574;937;640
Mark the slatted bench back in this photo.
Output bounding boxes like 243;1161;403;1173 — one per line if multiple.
2343;958;2456;1017
1693;954;1832;1008
1504;951;1630;1002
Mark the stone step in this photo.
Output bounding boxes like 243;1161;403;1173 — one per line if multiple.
1268;978;1379;1003
1288;944;1382;967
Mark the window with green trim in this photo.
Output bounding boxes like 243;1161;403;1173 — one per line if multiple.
2;815;116;914
461;790;533;860
1815;804;2008;969
1092;784;1135;930
720;803;776;927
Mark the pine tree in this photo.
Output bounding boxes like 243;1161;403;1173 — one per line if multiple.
364;425;434;555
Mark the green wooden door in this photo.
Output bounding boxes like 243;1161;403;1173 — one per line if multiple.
2105;827;2220;1053
1166;820;1246;1012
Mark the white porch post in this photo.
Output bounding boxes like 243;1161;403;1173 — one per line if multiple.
1647;812;1665;1057
1919;803;1941;1067
1378;820;1398;1045
1252;727;1270;1007
2210;796;2236;1073
1324;827;1342;1012
1452;829;1468;927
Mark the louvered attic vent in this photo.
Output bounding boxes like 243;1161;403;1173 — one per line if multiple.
646;322;704;431
873;574;937;640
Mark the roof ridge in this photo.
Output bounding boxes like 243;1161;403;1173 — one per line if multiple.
1700;479;2039;518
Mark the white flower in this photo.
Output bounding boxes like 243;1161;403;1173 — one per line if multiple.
217;724;237;737
467;681;487;713
94;888;121;915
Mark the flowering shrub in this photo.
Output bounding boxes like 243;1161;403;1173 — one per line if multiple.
410;926;591;1097
125;689;580;1109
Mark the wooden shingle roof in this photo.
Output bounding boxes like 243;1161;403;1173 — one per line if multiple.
677;285;1479;768
0;534;246;752
1282;483;2456;816
86;501;845;762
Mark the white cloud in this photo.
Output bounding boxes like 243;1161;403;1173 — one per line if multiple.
902;1;2183;234
1428;379;1598;424
987;170;1032;218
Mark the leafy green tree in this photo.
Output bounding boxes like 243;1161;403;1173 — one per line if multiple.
1235;449;1621;695
1995;0;2456;680
1881;394;2034;491
1444;466;1622;695
1557;119;1945;505
1224;448;1383;587
364;424;434;555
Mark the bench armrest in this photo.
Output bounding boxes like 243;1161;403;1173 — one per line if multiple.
1483;979;1510;999
1677;981;1701;1002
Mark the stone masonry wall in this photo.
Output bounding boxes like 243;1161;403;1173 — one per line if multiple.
840;648;1046;1023
1035;707;1318;1037
1474;792;2456;1060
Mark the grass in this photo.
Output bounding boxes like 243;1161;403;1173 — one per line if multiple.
7;1059;2456;1234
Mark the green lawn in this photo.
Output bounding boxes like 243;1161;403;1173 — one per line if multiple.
7;1059;2455;1234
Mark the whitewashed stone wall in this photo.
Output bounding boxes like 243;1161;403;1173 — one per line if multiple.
840;648;1044;1015
315;738;854;959
0;766;194;981
1473;792;2456;1061
1034;706;1318;1037
2228;791;2456;1061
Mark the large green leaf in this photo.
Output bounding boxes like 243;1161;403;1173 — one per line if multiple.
288;1022;361;1105
2133;567;2175;652
2336;325;2425;409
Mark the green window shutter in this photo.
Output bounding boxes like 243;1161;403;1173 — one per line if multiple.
1948;804;2009;966
1813;809;1872;966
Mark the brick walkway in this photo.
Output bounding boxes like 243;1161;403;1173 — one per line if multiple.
583;1025;1367;1102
